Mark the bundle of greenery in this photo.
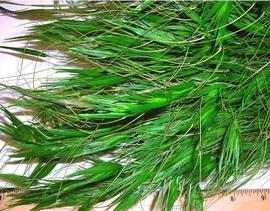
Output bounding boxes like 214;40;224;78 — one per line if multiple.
0;1;269;210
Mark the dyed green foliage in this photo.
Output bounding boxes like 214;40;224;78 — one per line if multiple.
0;1;270;211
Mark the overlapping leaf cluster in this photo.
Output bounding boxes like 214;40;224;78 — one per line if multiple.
0;1;270;210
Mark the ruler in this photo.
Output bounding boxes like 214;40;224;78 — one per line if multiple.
1;188;270;211
206;189;270;211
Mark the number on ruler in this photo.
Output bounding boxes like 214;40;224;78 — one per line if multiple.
230;195;236;201
261;194;266;201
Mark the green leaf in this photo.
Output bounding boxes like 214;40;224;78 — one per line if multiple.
136;0;156;11
166;179;180;211
30;159;58;179
114;189;143;211
219;118;240;172
69;162;122;183
0;106;34;142
183;185;203;211
0;174;34;188
0;46;48;57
